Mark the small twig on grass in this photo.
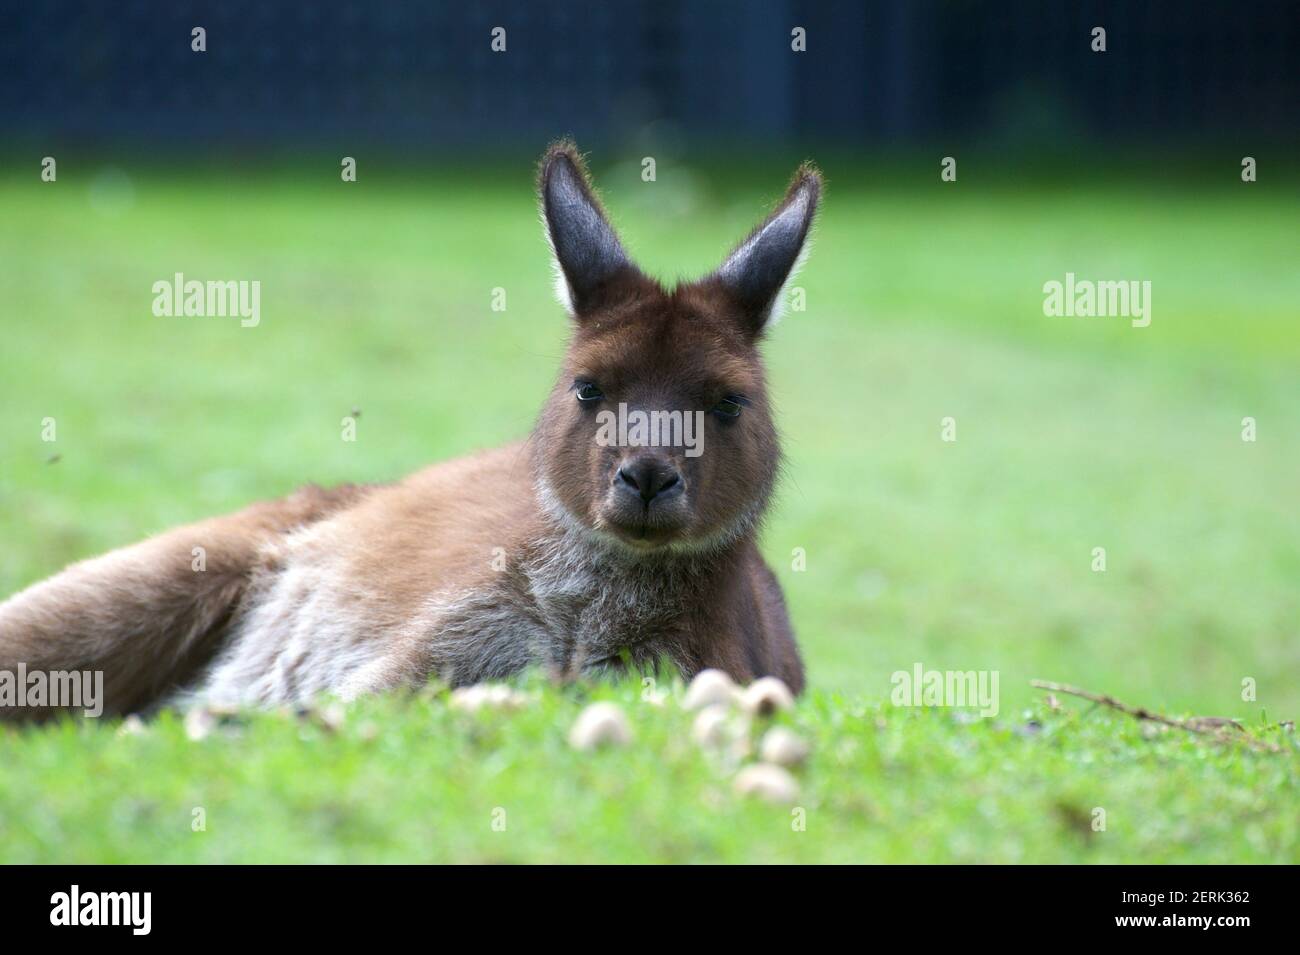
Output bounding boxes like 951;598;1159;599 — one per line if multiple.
1030;680;1284;754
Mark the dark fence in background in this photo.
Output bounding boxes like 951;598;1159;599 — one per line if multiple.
2;1;1296;150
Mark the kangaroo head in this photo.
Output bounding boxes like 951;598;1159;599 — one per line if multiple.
533;141;820;554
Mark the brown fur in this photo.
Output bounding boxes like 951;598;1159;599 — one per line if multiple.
0;484;370;719
0;142;819;719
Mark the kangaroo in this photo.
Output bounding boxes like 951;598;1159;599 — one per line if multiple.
0;142;820;720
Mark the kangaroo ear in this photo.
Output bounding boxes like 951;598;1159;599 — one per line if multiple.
710;164;821;337
539;142;633;316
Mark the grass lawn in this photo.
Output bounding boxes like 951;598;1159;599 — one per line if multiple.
2;678;1295;864
1;153;1297;862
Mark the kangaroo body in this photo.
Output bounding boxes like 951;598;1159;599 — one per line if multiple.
203;440;799;706
0;443;799;716
0;143;819;719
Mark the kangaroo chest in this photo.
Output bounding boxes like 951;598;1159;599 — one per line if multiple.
420;543;703;686
195;535;705;706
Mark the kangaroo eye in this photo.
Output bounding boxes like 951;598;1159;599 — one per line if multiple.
712;396;744;418
575;382;604;404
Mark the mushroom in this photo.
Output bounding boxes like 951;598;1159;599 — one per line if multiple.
759;726;810;767
683;669;738;710
568;702;633;750
734;763;801;804
739;677;795;717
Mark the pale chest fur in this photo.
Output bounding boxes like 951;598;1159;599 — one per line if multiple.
192;525;701;707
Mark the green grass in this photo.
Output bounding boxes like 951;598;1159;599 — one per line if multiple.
1;154;1298;862
2;679;1295;864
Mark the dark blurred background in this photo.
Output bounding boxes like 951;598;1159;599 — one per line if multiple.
3;0;1296;153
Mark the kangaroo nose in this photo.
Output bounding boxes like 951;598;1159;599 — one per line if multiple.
616;456;683;504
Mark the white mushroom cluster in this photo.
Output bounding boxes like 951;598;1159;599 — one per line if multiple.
175;671;808;812
681;669;808;805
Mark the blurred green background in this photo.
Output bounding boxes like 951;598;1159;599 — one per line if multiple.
2;153;1297;723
